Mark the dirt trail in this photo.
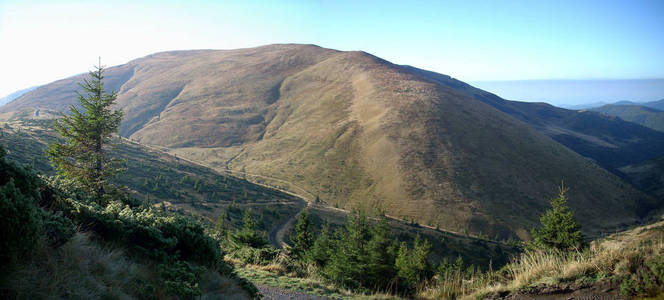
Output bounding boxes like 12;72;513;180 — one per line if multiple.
256;285;332;300
127;139;312;248
269;200;307;248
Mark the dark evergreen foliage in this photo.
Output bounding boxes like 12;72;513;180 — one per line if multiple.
296;210;433;294
230;210;269;249
309;222;332;267
530;184;585;251
0;146;75;275
290;211;314;260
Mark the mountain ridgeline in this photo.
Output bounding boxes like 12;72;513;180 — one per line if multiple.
590;104;664;133
2;44;660;239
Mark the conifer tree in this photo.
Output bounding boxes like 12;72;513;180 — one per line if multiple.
290;210;313;260
395;235;432;291
530;184;584;251
365;216;398;289
324;211;370;289
47;60;123;203
231;210;268;248
310;222;332;266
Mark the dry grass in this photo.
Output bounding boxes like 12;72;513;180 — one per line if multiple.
6;233;146;299
418;219;664;299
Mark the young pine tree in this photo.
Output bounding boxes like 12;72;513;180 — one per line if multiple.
395;235;433;291
47;60;123;203
231;210;268;248
365;216;398;289
530;184;584;251
324;211;371;289
290;210;314;260
309;222;332;267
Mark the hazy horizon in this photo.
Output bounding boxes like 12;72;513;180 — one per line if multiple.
1;0;663;97
470;78;664;107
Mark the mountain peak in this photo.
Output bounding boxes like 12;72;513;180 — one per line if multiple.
1;45;655;239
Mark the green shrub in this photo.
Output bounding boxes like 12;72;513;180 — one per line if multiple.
42;211;76;248
0;179;42;271
290;211;313;260
65;198;224;267
309;223;332;267
228;246;280;265
395;235;433;291
620;252;664;297
160;260;205;297
0;147;43;272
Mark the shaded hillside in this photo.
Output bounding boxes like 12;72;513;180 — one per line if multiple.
619;157;664;199
0;44;653;239
643;99;664;111
403;66;664;171
591;104;664;132
0;120;302;232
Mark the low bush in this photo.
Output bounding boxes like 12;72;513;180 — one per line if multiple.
620;250;664;297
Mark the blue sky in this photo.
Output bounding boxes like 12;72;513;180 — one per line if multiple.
1;0;663;103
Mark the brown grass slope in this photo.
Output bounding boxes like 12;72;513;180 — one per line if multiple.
1;44;651;239
402;67;664;173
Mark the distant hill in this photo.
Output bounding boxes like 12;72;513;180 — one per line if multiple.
563;102;610;110
0;86;39;106
469;79;664;107
643;99;664;111
402;66;664;172
590;104;664;132
0;44;655;239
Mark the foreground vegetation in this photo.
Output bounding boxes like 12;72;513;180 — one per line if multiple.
0;120;302;237
437;218;664;299
0;146;256;298
1;66;257;298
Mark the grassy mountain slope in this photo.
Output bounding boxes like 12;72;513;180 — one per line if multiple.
0;86;39;107
0;44;653;239
619;157;664;199
0;120;302;233
401;66;664;172
591;104;664;132
1;120;522;289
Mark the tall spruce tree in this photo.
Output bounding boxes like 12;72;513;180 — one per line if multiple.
530;184;584;251
47;60;123;203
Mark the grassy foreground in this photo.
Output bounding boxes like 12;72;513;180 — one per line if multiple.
231;261;401;300
418;218;664;299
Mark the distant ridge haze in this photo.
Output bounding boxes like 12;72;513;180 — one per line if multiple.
470;79;664;107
